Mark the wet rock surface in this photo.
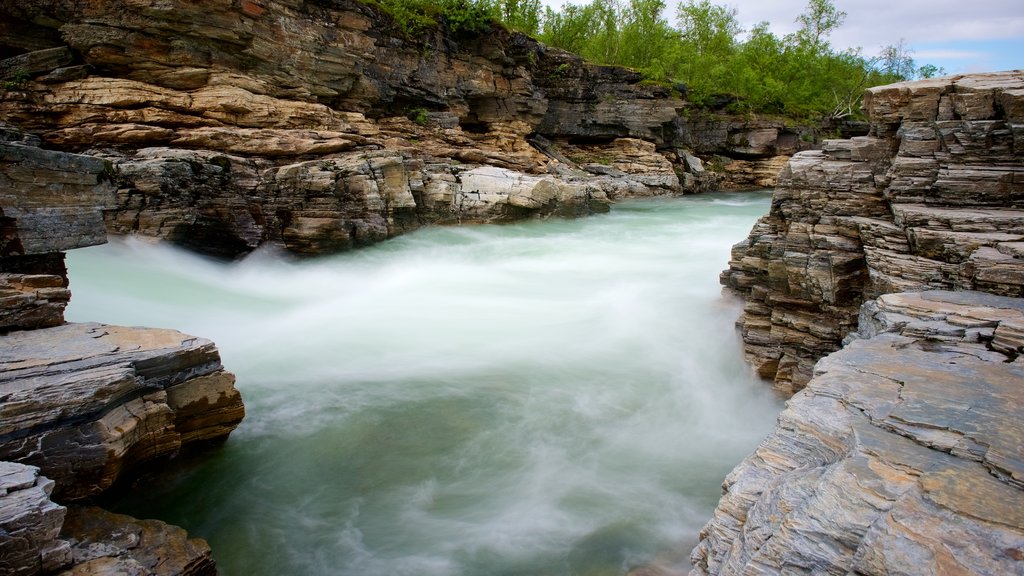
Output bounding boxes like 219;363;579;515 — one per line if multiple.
56;506;216;576
691;290;1024;576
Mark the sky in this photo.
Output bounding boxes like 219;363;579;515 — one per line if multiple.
542;0;1024;75
725;0;1024;75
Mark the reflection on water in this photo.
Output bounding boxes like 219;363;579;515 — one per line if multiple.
66;192;782;576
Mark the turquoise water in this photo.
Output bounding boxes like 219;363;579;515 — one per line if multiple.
65;193;781;576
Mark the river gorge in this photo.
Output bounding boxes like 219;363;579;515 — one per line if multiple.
2;1;1022;573
63;194;782;576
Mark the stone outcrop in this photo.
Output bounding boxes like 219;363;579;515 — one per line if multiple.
0;462;70;576
57;506;216;576
0;322;244;500
690;290;1024;575
698;72;1024;575
0;0;675;257
1;131;241;575
0;0;811;257
722;71;1024;391
1;134;114;330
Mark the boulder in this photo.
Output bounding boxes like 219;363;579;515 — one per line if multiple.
57;506;216;576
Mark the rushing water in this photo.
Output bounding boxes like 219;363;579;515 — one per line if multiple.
65;192;782;576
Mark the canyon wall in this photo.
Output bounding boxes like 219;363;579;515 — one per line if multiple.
721;72;1024;391
1;131;242;575
696;72;1024;575
0;0;812;258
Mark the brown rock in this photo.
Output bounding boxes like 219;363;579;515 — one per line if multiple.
0;323;244;500
58;506;215;576
722;72;1024;391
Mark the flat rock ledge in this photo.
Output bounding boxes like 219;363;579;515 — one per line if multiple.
0;322;245;501
690;290;1024;575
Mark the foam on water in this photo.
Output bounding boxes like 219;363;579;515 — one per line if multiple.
66;192;782;576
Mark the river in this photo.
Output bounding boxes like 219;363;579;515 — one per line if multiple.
65;192;782;576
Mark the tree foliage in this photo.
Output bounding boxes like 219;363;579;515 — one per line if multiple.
371;0;942;120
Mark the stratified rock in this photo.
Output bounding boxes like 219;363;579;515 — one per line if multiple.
0;0;809;256
722;72;1024;391
691;290;1024;576
0;462;71;576
0;140;113;257
0;322;244;500
1;132;114;330
58;506;215;576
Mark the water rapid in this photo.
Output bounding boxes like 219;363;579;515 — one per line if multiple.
65;193;782;576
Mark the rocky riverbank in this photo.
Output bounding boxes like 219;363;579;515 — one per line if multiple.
690;290;1024;575
0;0;820;258
699;71;1024;575
1;133;242;575
722;71;1024;391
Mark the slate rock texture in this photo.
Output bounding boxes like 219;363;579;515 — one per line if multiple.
0;121;239;576
0;462;70;576
0;0;810;257
691;290;1024;576
0;323;245;500
1;135;114;330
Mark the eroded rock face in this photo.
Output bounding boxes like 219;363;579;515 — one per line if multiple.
57;506;216;576
722;72;1024;391
0;0;812;257
1;135;114;330
0;126;240;576
0;0;685;257
0;462;70;576
0;323;244;500
691;290;1024;575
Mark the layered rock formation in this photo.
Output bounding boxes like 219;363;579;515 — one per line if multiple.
1;132;241;574
1;462;69;576
697;72;1024;575
722;71;1024;391
0;322;244;500
691;290;1024;575
0;0;814;258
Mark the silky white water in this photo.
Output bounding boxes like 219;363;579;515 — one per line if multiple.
65;193;782;576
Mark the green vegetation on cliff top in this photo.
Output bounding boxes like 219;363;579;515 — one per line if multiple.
370;0;942;120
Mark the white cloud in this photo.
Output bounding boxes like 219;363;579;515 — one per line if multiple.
728;0;1024;49
538;0;1024;72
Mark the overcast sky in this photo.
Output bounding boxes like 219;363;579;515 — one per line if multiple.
543;0;1024;75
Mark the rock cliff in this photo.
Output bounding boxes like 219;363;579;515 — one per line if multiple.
0;0;813;258
722;71;1024;391
697;71;1024;575
1;132;241;574
690;290;1024;575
